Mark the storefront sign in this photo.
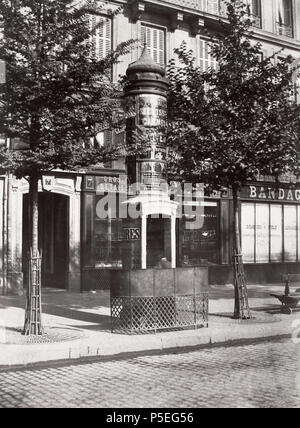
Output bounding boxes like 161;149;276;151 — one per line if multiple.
123;228;141;241
96;176;127;194
244;185;300;202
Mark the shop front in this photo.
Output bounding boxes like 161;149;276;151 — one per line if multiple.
239;182;300;283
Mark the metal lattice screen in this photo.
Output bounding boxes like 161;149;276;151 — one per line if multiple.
111;293;209;333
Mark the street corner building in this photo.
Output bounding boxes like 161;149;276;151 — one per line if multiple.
1;0;300;296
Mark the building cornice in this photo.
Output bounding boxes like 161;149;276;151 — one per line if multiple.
120;0;300;52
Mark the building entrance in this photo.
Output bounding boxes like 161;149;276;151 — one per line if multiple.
23;193;69;289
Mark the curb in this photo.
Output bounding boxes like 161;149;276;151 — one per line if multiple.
0;326;292;371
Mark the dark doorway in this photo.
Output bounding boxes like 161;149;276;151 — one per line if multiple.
23;193;69;289
146;216;171;268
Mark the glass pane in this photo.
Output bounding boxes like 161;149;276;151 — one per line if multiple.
270;205;282;262
255;204;269;263
284;205;297;262
182;203;219;265
241;203;255;263
298;207;300;262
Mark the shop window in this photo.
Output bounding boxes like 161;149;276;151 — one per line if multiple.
270;205;283;262
181;202;219;266
141;24;166;66
284;205;297;261
94;218;123;268
241;202;300;263
94;194;123;268
276;0;293;38
241;203;255;263
255;203;269;262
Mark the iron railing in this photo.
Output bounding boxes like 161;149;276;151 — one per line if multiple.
111;293;209;333
276;22;293;38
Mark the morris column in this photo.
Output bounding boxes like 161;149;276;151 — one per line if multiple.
124;45;178;269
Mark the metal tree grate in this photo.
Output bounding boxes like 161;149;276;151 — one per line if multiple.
111;293;209;334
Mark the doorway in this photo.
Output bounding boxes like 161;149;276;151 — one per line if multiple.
146;216;171;268
23;193;69;289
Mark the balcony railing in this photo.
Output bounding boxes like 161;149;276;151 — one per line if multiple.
158;0;261;27
276;22;293;38
250;14;262;29
161;0;224;16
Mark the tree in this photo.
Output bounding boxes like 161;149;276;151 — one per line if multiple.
167;0;300;319
0;0;134;334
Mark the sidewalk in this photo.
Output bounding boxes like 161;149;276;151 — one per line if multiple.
0;283;299;368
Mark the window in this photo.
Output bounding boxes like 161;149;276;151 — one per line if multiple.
0;60;5;84
245;0;262;28
199;38;218;72
293;60;300;104
242;202;300;263
207;0;219;15
181;202;219;265
90;16;112;59
141;24;166;66
276;0;293;37
277;56;298;103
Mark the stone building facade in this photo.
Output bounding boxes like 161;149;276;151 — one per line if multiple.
1;0;300;293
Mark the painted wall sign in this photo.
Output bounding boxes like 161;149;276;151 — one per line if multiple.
123;228;141;241
95;176;127;194
243;185;300;202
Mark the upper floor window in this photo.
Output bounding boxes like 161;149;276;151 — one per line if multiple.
276;0;293;37
199;39;218;72
246;0;262;28
220;1;261;27
207;0;219;15
141;24;166;66
90;16;112;59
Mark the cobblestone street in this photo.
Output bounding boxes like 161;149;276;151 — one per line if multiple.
0;338;299;408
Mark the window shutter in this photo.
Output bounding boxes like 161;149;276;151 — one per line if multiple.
104;130;113;148
158;28;165;66
91;16;112;60
141;24;165;66
207;0;219;15
105;18;111;56
199;38;217;71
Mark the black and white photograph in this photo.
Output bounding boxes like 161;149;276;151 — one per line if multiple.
0;0;300;410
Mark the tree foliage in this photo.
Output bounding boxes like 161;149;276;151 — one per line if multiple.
167;0;300;191
0;0;134;178
167;0;300;319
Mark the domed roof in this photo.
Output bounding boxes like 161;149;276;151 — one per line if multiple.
126;44;166;77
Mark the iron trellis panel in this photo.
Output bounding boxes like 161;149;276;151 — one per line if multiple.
111;293;209;333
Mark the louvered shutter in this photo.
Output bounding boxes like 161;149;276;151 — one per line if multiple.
207;0;219;15
199;39;217;72
91;16;112;59
141;24;165;66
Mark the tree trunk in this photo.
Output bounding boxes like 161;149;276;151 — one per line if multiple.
232;185;252;319
23;175;44;335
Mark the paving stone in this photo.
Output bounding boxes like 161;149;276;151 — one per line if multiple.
0;338;299;408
